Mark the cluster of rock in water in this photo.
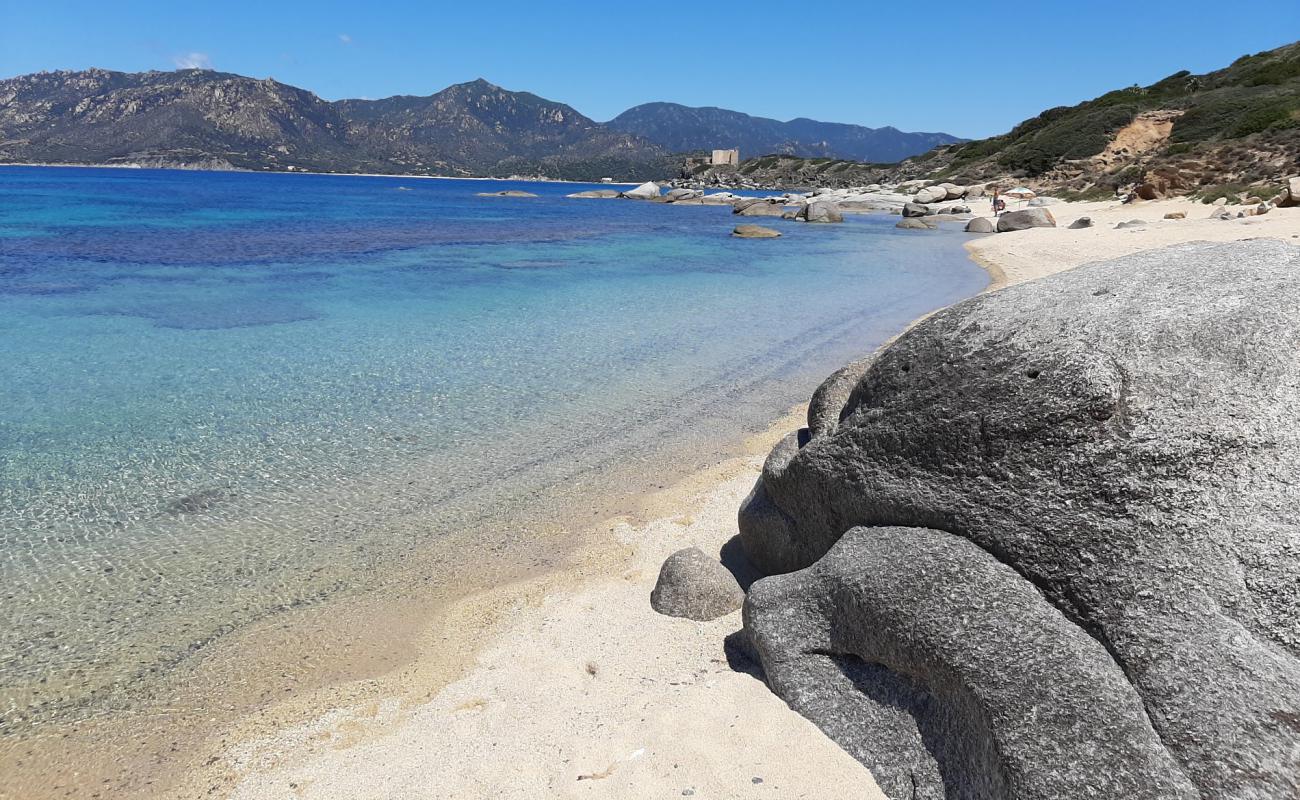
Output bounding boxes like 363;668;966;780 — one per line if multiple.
564;176;1300;242
650;239;1300;798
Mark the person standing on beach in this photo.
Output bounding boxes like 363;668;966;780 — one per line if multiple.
991;189;1001;216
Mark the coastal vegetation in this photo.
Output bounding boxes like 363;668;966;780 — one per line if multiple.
689;41;1299;198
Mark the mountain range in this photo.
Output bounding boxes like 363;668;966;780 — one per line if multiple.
607;102;962;164
0;68;959;180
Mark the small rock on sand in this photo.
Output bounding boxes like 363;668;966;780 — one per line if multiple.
732;224;781;239
1115;219;1147;229
650;547;743;621
1068;217;1094;229
1164;211;1186;220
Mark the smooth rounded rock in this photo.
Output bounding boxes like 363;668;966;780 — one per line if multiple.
732;224;781;239
650;547;744;621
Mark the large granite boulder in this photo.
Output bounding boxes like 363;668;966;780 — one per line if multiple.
964;217;995;233
746;527;1198;800
622;181;661;200
733;198;785;217
665;188;704;203
995;207;1056;231
902;202;929;218
801;201;844;223
650;547;744;621
567;189;620;199
739;240;1300;799
914;186;946;204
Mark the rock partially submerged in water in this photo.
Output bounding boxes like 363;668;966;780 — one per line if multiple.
732;198;785;217
799;201;843;224
621;181;661;200
476;190;538;198
650;547;744;621
664;188;704;203
740;240;1300;799
895;217;935;230
567;189;620;199
732;224;782;239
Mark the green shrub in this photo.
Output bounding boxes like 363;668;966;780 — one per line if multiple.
995;104;1137;175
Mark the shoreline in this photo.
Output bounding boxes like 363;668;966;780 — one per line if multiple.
0;161;638;185
215;195;1300;799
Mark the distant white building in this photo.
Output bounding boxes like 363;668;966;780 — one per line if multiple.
710;148;740;166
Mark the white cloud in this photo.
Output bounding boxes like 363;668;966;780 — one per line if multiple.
173;52;213;70
338;33;352;45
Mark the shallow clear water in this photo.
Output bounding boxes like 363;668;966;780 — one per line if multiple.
0;166;986;730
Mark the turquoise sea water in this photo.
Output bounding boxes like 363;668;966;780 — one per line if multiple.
0;166;987;731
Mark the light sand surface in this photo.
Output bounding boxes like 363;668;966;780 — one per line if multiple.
224;410;884;800
224;196;1300;800
966;197;1300;289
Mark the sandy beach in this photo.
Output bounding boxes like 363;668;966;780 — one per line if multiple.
212;198;1300;800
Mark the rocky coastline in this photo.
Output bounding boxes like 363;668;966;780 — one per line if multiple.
221;184;1300;799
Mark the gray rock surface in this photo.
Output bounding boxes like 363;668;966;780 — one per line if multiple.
895;217;936;230
650;547;744;621
476;190;538;197
1276;176;1299;207
746;527;1199;800
622;181;661;200
732;224;781;239
1115;219;1147;229
739;240;1300;799
964;217;995;233
995;207;1056;232
912;187;941;203
567;189;620;199
964;184;986;199
902;202;929;218
801;201;843;223
665;188;704;202
1067;216;1093;228
733;198;785;217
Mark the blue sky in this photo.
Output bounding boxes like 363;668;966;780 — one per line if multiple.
2;1;1297;138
